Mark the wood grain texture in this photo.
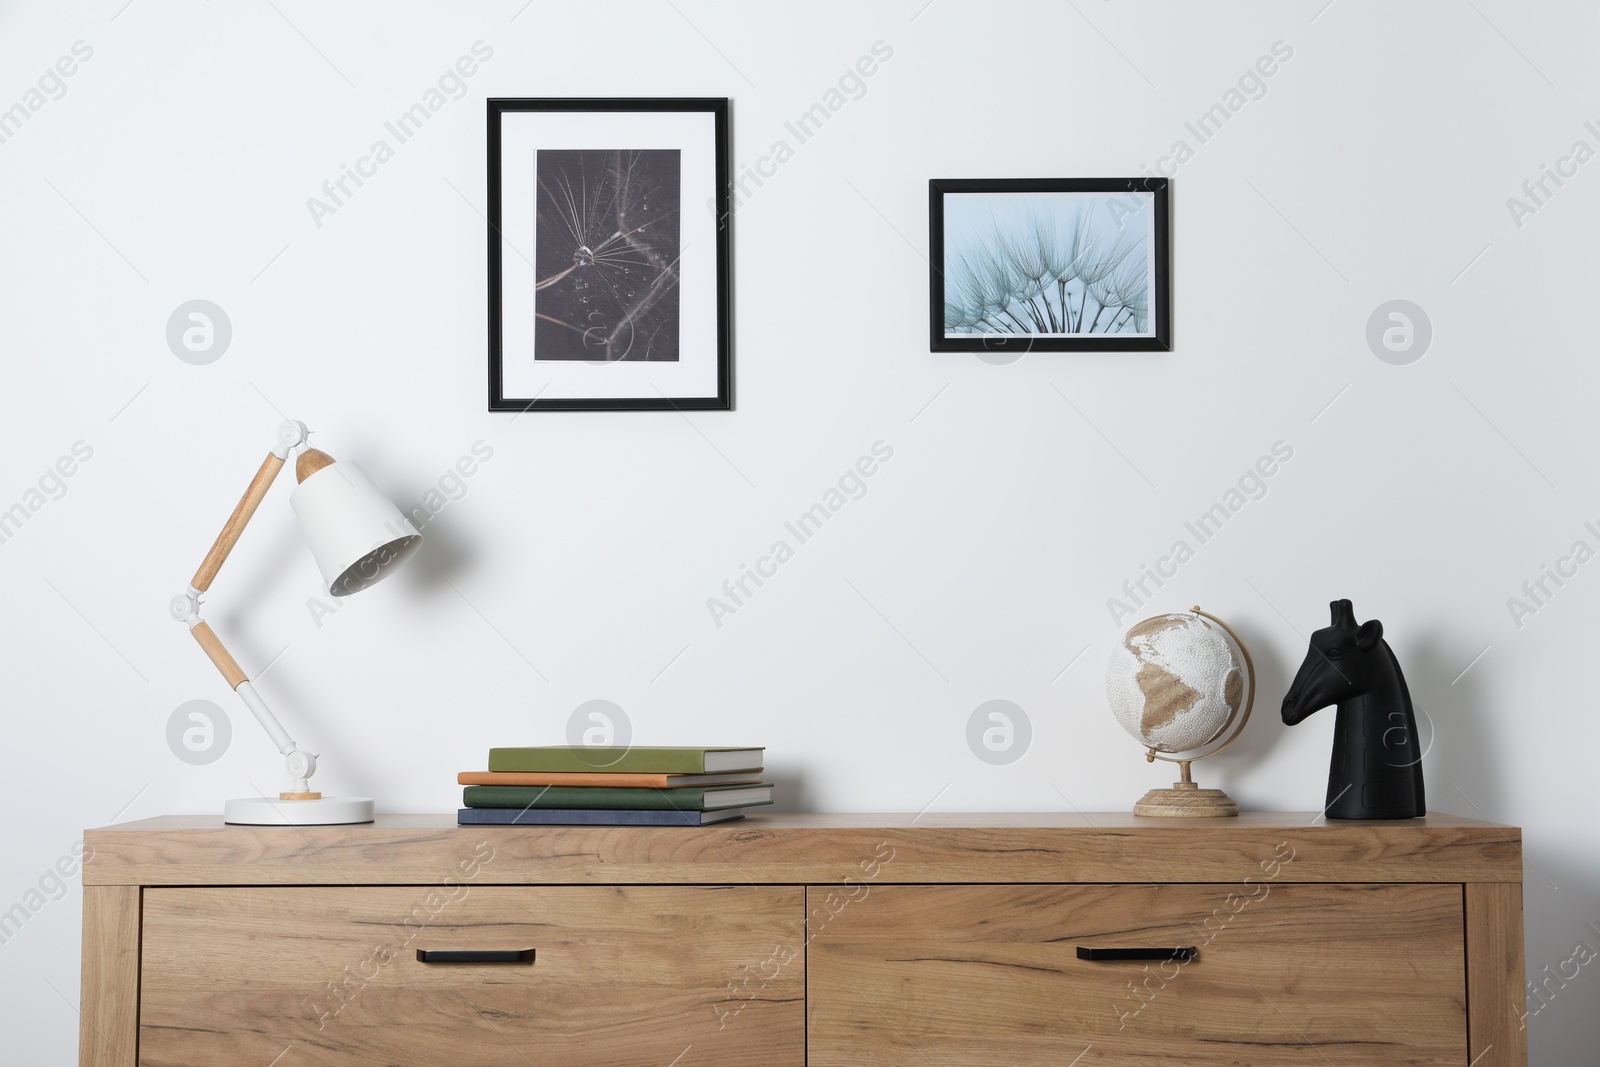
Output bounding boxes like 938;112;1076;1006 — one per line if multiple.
294;448;335;483
808;883;1467;1066
187;622;245;688
190;451;284;592
79;885;139;1067
83;812;1524;887
1466;882;1529;1067
139;885;804;1067
78;819;1525;1066
1132;785;1237;816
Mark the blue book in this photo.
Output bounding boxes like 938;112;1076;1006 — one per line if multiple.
457;807;748;827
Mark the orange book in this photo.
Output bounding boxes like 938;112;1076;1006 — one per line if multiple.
457;770;761;788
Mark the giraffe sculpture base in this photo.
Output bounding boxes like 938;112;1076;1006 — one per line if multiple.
1134;780;1239;817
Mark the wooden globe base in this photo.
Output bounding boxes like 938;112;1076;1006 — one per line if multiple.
1134;780;1239;818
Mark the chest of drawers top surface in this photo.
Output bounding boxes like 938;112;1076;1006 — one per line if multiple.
83;810;1522;886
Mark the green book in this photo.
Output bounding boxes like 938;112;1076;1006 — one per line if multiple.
487;746;764;774
463;784;773;812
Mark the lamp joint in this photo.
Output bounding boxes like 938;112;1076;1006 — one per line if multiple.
273;419;310;460
169;589;202;626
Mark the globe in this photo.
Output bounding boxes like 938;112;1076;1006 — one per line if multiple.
1106;612;1246;753
1104;608;1255;817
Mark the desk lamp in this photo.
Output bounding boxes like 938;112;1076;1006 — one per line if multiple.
168;419;421;824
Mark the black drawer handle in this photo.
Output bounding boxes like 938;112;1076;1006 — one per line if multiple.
416;948;535;964
1076;946;1196;962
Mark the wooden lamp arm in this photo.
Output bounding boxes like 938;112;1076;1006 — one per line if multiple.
190;621;247;689
189;452;286;594
187;620;302;772
182;418;310;596
169;420;319;794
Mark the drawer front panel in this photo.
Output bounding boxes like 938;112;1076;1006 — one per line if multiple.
809;883;1465;1066
139;885;803;1067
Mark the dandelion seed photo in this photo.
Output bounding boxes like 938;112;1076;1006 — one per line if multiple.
489;99;731;411
930;179;1170;352
534;148;682;362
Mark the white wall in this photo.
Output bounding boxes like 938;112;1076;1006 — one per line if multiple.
1;0;1594;1061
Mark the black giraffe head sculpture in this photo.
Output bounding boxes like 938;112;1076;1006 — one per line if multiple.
1281;600;1425;819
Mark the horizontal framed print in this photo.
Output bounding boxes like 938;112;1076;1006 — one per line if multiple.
488;98;731;411
929;177;1170;353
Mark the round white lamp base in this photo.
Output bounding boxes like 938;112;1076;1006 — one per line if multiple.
224;796;375;825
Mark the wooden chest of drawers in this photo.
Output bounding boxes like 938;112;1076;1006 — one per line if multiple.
80;812;1526;1066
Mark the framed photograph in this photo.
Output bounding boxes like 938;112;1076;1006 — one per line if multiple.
929;178;1170;352
487;98;731;411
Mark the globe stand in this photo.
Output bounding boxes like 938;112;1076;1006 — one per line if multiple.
1128;606;1255;819
1133;759;1239;818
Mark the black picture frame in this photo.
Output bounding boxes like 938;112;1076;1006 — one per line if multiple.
929;177;1170;353
487;98;732;412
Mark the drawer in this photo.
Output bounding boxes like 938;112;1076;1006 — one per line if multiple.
808;883;1466;1066
139;885;804;1067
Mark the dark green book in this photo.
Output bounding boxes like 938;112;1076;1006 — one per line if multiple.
463;783;773;812
487;746;764;774
458;807;746;826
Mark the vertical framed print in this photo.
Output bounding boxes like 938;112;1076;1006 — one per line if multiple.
488;98;732;411
929;177;1170;352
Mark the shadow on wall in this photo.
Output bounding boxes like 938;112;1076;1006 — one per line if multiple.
761;764;809;814
1406;634;1504;818
1520;850;1600;1065
1208;615;1297;799
211;516;307;655
1409;634;1600;1066
400;509;473;596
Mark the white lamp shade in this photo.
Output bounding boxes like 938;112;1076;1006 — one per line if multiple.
289;461;421;596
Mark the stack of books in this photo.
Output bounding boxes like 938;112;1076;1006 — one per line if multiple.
457;746;770;826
